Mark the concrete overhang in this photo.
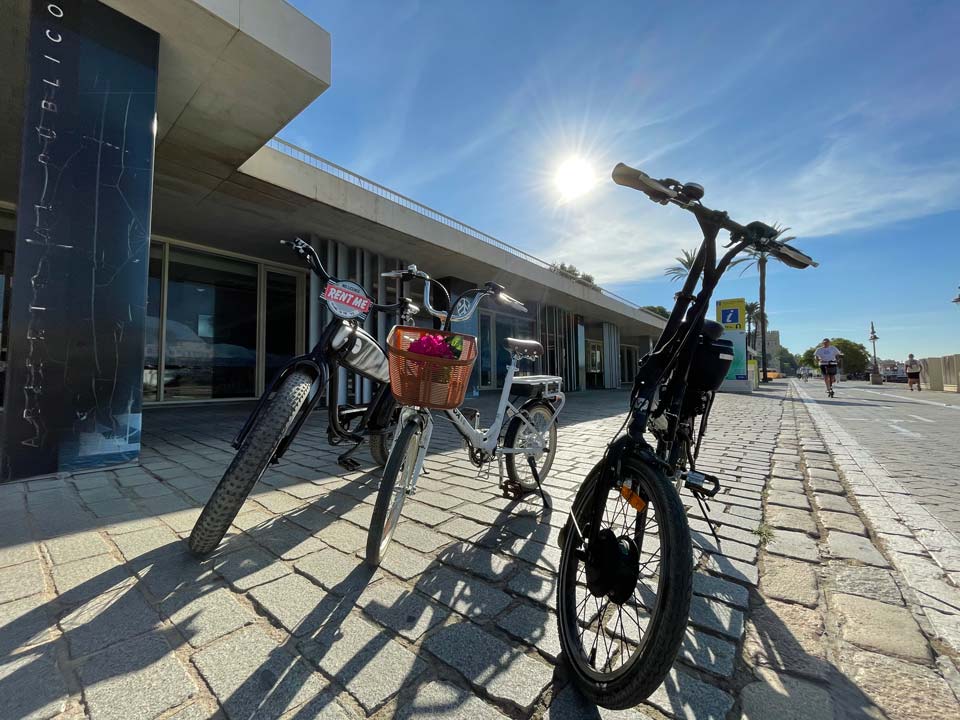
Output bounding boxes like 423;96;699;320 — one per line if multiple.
0;0;331;206
104;0;330;183
146;143;665;337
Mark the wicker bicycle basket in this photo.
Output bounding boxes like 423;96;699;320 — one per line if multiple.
387;326;478;410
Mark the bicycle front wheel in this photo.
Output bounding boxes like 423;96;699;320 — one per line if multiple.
189;370;314;556
365;416;423;566
557;453;692;709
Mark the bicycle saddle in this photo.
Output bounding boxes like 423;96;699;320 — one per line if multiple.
504;338;543;358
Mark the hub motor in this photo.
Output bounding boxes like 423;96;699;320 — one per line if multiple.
585;527;641;605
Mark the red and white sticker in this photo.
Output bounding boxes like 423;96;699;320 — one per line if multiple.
323;281;372;319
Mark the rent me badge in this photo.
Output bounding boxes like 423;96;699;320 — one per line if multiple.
323;280;372;319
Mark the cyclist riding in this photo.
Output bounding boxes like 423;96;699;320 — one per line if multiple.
814;338;841;397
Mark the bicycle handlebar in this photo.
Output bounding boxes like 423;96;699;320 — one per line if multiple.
282;238;416;316
611;163;818;269
281;237;331;281
381;264;526;324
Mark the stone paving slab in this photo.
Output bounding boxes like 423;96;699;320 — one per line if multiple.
77;632;197;720
193;625;331;720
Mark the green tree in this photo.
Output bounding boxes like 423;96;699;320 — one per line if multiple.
664;248;699;282
736;224;796;382
802;338;871;374
778;346;799;376
642;305;670;318
744;301;760;349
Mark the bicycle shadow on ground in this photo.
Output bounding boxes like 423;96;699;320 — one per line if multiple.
0;464;379;720
224;478;564;719
742;592;888;719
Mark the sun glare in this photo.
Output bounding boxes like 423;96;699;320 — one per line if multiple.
554;156;596;201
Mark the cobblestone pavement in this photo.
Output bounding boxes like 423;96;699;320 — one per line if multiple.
2;383;958;719
745;382;960;720
795;379;960;534
794;380;960;671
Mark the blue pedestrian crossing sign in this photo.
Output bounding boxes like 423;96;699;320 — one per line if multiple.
716;298;746;330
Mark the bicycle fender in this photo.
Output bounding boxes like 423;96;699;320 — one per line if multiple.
273;360;328;461
233;357;324;450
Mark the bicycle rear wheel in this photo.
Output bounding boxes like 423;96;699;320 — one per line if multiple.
365;416;423;566
503;400;557;492
557;452;692;709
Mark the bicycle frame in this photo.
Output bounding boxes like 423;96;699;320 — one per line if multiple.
393;350;565;494
233;316;397;462
232;238;411;465
445;356;565;454
575;209;761;551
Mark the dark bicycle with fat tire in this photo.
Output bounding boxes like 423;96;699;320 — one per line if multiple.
188;238;415;556
556;164;818;708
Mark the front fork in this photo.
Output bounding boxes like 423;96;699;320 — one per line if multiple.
396;406;434;496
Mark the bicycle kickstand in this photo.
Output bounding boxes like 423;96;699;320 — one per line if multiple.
526;456;552;511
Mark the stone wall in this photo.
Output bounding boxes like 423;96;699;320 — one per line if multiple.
920;354;960;392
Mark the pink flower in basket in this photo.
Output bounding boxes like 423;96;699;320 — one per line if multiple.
408;333;458;360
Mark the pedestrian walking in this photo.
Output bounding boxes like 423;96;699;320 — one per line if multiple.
905;353;922;392
814;338;841;397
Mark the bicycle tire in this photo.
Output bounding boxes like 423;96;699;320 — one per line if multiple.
556;453;692;709
368;395;397;467
365;416;422;566
188;370;314;556
503;400;557;490
369;430;392;467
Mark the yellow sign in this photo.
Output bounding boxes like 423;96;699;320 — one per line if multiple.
716;298;746;330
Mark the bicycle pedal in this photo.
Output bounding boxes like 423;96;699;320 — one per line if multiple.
337;457;361;471
682;470;720;498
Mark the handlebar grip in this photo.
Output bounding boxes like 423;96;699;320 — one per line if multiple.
498;293;527;312
611;163;678;202
772;241;819;269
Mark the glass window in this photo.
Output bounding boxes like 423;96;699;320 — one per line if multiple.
496;315;536;387
164;248;257;399
479;313;492;387
143;243;162;401
264;271;298;385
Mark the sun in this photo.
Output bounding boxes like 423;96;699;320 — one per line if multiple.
554;156;596;201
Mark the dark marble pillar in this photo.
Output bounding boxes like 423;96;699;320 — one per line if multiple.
3;0;159;480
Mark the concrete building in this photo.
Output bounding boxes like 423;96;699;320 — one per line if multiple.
764;330;782;372
0;0;663;480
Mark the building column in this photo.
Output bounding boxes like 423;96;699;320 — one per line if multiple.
602;322;621;389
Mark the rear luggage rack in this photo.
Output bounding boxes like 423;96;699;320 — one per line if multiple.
510;375;563;398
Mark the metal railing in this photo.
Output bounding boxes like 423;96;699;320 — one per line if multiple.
267;137;648;314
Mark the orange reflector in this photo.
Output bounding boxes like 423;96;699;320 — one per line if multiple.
620;485;647;512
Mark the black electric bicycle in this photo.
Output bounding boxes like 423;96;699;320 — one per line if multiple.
188;237;415;556
556;164;817;708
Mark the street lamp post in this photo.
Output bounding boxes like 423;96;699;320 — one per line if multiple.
868;322;882;385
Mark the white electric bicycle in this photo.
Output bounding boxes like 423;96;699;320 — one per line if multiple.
365;267;565;566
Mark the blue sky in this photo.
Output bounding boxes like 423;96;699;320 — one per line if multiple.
286;0;960;359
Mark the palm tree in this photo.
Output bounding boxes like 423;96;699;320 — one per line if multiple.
744;301;760;348
737;224;795;382
663;248;698;282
